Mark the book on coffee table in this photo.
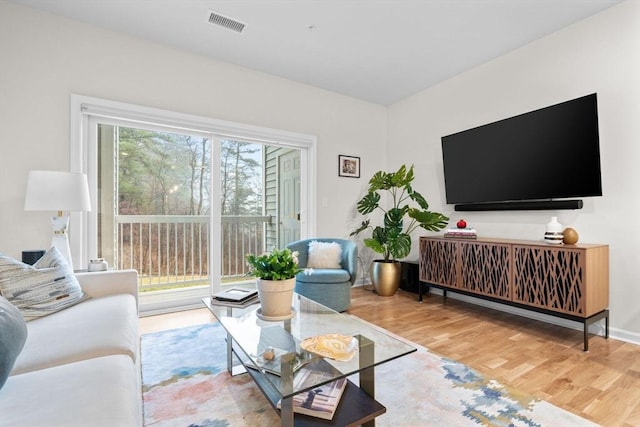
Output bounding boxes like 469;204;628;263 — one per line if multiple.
277;366;347;420
213;287;258;302
210;294;259;308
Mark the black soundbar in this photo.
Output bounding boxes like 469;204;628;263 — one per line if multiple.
454;199;583;211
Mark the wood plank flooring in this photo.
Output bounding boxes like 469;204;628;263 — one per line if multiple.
140;287;640;427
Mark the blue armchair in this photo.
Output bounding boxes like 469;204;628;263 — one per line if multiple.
285;238;358;312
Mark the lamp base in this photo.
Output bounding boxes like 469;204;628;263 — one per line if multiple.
51;215;73;270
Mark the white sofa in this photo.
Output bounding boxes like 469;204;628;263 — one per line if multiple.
0;269;141;426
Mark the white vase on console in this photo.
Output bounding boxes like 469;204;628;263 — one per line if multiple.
544;216;564;245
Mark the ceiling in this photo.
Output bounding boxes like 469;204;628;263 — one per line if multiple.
9;0;623;105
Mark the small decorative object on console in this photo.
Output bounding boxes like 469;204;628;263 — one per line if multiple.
563;227;579;245
544;216;564;244
444;229;477;239
445;221;477;239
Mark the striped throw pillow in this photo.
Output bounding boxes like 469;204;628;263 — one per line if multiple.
0;247;88;321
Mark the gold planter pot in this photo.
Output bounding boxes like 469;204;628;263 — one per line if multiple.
370;260;401;296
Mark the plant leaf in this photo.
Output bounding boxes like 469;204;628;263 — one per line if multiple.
356;192;380;215
364;236;385;255
384;207;405;233
350;163;447;262
388;232;411;259
368;171;387;191
409;188;429;210
349;220;370;236
409;209;449;231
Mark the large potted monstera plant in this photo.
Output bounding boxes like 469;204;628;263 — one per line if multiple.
350;164;448;296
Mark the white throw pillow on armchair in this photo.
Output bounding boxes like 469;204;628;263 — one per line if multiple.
307;241;342;269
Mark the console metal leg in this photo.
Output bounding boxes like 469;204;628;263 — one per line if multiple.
582;309;610;352
583;321;589;352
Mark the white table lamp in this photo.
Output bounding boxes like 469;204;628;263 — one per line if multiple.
24;170;92;270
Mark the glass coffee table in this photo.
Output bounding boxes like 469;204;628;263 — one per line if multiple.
203;292;416;426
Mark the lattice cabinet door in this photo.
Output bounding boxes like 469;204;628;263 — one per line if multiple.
512;245;586;315
459;241;511;300
419;237;459;288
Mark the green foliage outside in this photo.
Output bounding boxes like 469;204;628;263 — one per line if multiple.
109;125;267;284
115;126;263;216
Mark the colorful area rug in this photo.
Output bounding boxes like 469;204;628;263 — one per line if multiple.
141;322;598;427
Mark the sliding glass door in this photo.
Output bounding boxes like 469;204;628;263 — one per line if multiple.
94;121;213;296
73;96;312;314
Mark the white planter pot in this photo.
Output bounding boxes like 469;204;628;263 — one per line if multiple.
256;277;296;317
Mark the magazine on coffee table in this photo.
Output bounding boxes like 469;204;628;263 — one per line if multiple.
276;366;347;420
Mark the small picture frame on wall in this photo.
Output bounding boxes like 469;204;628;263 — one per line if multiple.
338;155;360;178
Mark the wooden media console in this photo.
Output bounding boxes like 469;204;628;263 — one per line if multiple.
418;236;609;351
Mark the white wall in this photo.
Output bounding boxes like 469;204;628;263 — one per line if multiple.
2;0;638;341
0;2;387;260
388;0;640;342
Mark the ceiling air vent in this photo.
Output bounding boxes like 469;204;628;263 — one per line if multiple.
208;10;246;33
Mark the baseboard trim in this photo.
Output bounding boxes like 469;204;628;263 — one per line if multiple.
425;288;638;345
608;327;640;346
139;285;210;316
139;302;205;317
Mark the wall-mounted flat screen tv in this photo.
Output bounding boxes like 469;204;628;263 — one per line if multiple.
441;93;602;211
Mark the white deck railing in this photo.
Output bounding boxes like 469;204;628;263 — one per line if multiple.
115;215;270;290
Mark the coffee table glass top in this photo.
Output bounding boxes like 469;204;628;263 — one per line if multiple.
203;292;416;398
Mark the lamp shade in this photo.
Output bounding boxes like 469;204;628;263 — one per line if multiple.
24;171;91;212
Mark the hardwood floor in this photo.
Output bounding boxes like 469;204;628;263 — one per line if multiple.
140;287;640;427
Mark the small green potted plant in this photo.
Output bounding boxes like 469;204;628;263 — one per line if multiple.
350;164;448;295
246;247;302;280
246;247;302;318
